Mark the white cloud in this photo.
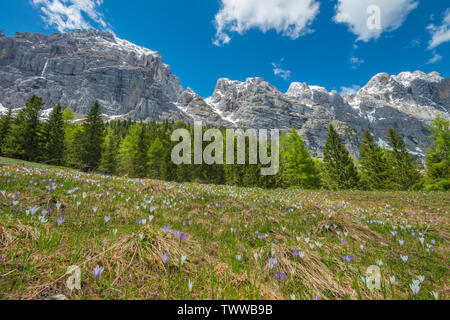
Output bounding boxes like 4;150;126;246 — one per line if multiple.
340;85;361;96
213;0;320;46
427;9;450;49
32;0;109;33
334;0;418;42
271;61;291;80
427;52;442;64
350;56;364;68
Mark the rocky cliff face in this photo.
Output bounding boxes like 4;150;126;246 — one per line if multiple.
0;29;188;122
178;73;448;158
0;30;448;158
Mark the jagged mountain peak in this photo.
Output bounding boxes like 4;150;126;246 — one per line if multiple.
0;30;448;160
363;70;443;92
286;82;330;97
357;70;449;119
393;70;443;86
213;77;279;96
0;29;184;121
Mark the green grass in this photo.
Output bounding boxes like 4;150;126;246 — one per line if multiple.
0;159;448;300
0;157;77;170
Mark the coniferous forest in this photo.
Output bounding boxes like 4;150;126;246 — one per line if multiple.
0;95;448;191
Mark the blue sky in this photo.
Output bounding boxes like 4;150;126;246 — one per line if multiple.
0;0;449;97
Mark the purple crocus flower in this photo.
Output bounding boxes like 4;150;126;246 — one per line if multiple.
104;216;111;224
342;255;353;263
0;254;3;261
173;230;181;239
341;239;346;245
181;233;187;241
93;265;104;281
57;217;65;226
293;249;299;258
313;296;320;300
163;225;172;234
268;258;278;269
278;272;286;281
162;252;170;264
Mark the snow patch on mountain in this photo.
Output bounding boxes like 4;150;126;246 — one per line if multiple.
40;108;54;120
0;103;7;115
392;71;442;87
205;96;239;125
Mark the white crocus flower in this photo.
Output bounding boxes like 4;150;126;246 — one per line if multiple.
410;283;420;295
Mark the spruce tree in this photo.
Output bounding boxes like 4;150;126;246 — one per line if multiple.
0;107;12;155
359;129;390;190
322;124;359;190
385;127;423;190
81;101;105;171
43;104;65;165
4;95;43;161
283;129;320;189
425;115;449;190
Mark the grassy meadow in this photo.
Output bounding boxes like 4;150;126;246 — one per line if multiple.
0;158;448;300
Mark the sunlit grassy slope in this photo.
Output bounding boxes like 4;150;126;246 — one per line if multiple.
0;159;448;300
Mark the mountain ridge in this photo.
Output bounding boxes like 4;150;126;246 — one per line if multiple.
0;29;448;158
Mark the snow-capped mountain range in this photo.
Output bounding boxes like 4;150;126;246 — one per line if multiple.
0;30;448;158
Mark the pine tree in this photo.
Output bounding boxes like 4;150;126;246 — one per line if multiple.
385;127;423;190
43;104;65;165
0;107;12;155
100;129;120;175
322;124;359;190
425;115;449;190
283;129;320;189
148;137;165;179
4;95;43;161
81;101;105;171
359;129;390;190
